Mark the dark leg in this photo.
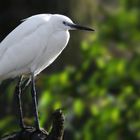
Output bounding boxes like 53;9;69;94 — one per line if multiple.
21;77;31;91
15;76;25;129
31;74;40;130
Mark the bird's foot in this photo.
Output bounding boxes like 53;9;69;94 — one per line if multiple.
20;126;34;132
29;127;48;139
34;127;48;134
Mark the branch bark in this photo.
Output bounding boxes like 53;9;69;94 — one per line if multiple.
1;109;65;140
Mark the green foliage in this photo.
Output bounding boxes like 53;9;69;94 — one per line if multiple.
0;0;140;139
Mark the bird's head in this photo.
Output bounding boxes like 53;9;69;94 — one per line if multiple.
51;14;94;32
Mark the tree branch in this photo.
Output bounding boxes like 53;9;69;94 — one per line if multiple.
1;109;65;140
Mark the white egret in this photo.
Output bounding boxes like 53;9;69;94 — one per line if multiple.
0;14;94;130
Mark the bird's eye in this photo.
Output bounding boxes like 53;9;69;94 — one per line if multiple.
63;21;67;25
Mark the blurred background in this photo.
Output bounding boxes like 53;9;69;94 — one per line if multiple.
0;0;140;139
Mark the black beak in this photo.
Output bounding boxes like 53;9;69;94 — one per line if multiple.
68;23;95;31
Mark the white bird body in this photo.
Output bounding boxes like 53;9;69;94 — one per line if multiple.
0;13;94;130
0;14;70;81
0;14;94;82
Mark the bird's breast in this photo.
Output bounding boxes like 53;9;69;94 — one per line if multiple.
34;30;70;74
47;30;70;56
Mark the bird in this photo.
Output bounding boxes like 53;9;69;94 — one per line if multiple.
0;14;94;131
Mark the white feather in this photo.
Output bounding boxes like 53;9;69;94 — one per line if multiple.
0;14;71;81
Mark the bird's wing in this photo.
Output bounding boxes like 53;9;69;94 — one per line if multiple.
0;14;51;58
0;14;51;76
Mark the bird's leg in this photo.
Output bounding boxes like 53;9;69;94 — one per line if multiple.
15;76;25;130
31;74;40;130
21;77;31;91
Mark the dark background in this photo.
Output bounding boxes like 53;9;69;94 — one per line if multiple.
0;0;140;140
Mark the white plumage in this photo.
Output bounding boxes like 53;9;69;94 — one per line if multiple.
0;14;71;81
0;14;94;82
